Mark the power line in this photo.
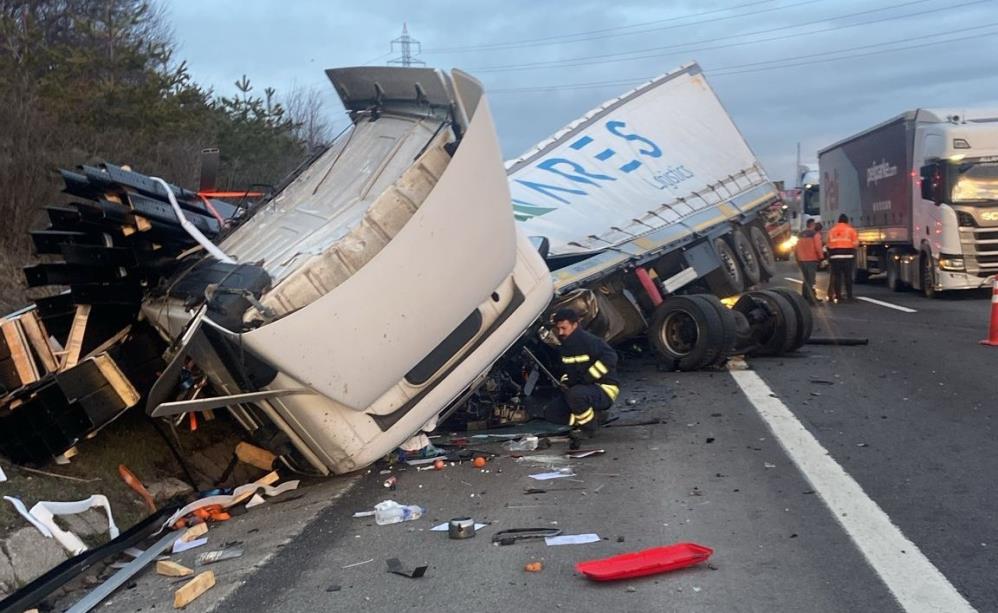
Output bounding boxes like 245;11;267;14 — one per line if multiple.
423;0;826;53
471;0;977;73
486;23;998;94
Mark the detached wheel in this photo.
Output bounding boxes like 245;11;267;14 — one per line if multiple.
770;287;813;351
746;290;799;356
690;294;737;367
749;225;777;278
648;296;724;371
708;237;745;294
730;228;762;287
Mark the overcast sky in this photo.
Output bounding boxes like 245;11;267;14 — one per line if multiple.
168;0;998;186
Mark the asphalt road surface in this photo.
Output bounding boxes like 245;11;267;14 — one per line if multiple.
216;263;995;613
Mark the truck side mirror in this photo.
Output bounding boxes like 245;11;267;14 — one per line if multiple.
919;163;942;205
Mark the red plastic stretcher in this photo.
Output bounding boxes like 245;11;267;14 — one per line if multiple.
575;542;714;581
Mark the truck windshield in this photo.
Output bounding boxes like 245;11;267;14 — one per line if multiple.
803;186;820;215
951;161;998;203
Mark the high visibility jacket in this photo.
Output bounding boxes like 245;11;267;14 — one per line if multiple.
794;229;823;262
827;222;858;250
559;328;620;403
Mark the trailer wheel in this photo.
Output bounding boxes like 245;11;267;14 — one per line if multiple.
770;287;813;351
689;294;737;367
708;237;745;294
920;253;938;299
730;228;762;287
749;225;777;278
647;296;724;371
746;290;799;356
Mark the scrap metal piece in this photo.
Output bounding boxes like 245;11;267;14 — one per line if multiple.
492;528;562;546
386;558;428;579
65;529;180;613
448;517;476;540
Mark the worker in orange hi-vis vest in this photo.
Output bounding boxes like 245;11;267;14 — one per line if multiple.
794;218;825;305
825;214;859;303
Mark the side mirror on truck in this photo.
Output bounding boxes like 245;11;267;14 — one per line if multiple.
920;163;943;205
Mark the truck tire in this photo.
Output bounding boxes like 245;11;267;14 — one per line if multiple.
749;225;777;278
920;252;938;299
770;287;813;351
746;290;798;356
886;250;904;292
708;237;745;294
730;228;762;287
730;310;754;353
647;296;724;371
689;294;737;367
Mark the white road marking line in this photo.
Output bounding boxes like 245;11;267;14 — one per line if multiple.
729;368;975;613
856;296;917;313
786;277;916;312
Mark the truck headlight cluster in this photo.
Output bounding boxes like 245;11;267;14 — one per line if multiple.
938;257;965;271
779;235;798;252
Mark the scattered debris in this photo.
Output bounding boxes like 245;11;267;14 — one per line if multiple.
493;528;562;546
545;533;600;546
764;462;776;469
576;543;714;581
234;442;276;471
352;510;375;518
809;379;836;385
172;537;208;554
472;456;487;468
0;463;6;482
342;559;374;569
179;523;208;542
505;436;540;452
14;466;101;483
3;495;53;537
528;469;576;481
195;546;244;566
117;464;156;513
386;558;428;579
805;337;869;346
566;449;605;459
156;561;193;578
383;476;398;490
524;561;544;572
373;500;424;525
523;487;586;494
173;570;216;608
30;495;119;555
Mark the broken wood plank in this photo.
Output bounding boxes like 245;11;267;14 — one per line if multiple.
62;304;92;370
92;354;140;407
180;522;208;542
235;442;276;471
174;570;215;608
156;560;193;578
1;319;39;385
18;311;59;374
81;325;131;362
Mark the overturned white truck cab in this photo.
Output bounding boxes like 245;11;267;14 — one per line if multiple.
141;67;553;475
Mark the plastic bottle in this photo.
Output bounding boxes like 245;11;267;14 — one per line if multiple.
374;500;425;525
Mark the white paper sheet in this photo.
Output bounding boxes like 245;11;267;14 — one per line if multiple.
528;470;576;481
172;537;208;553
545;533;600;546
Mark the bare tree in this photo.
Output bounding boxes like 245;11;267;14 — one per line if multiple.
283;84;333;152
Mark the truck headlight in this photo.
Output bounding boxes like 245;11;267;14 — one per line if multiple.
938;256;965;271
779;235;798;252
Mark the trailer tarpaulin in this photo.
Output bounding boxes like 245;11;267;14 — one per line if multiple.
507;63;771;257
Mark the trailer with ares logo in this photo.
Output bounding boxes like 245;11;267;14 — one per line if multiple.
506;62;811;371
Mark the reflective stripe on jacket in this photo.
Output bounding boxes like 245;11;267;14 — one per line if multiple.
559;328;620;402
827;222;858;250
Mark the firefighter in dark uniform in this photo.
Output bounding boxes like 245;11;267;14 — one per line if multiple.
545;308;620;448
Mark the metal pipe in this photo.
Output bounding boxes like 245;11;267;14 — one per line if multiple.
149;176;235;264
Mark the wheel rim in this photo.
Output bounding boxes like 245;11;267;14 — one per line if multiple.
720;249;740;285
661;310;700;356
754;235;775;268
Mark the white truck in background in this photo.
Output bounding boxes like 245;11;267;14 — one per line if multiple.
818;108;998;296
508;62;810;371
